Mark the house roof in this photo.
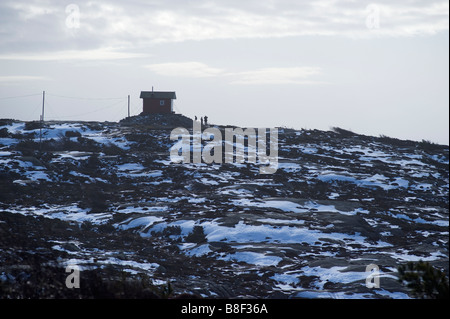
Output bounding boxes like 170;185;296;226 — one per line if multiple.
140;91;176;99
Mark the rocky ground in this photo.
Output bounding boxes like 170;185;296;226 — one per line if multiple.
0;115;448;298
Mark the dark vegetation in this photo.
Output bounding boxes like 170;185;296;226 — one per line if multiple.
0;210;198;299
398;261;449;299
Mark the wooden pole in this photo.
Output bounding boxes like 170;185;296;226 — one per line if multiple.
42;90;45;122
128;95;130;117
39;91;45;151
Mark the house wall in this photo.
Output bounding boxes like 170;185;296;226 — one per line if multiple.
142;98;172;114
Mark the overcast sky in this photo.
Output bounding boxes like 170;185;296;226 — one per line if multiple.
0;0;448;144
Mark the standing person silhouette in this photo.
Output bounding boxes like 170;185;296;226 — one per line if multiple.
204;116;208;126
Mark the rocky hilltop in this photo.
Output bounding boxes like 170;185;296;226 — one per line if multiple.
0;116;448;298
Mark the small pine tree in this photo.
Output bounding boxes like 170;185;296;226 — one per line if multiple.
398;260;449;299
185;226;207;243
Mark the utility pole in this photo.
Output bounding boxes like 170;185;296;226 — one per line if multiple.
127;95;130;118
39;90;45;151
41;90;45;122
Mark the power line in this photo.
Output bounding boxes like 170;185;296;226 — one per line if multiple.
44;100;63;119
47;99;125;119
46;93;125;100
0;91;131;120
0;93;41;100
30;102;42;118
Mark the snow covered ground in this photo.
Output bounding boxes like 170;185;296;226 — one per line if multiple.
0;119;448;298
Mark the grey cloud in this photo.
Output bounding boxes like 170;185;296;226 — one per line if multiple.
0;0;447;56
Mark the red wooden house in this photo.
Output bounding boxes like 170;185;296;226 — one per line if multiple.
140;90;176;114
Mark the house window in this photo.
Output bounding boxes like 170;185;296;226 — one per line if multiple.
160;100;165;106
